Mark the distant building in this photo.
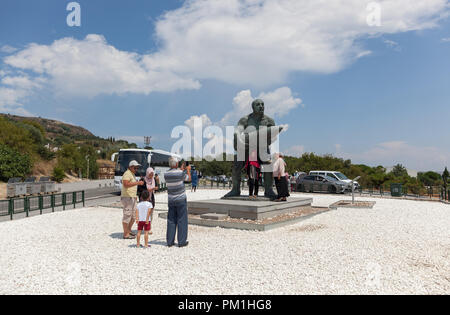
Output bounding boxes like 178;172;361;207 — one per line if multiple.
97;160;115;179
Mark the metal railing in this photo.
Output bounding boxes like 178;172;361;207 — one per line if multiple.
290;182;450;202
0;191;85;221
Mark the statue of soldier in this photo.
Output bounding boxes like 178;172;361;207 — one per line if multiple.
224;99;283;200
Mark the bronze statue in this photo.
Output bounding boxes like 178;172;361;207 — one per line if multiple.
224;99;283;200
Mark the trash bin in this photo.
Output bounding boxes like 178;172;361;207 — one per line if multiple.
391;183;403;197
25;177;41;195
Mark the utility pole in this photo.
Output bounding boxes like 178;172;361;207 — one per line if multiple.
144;136;152;148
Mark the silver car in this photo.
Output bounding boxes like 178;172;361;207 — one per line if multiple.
296;175;348;194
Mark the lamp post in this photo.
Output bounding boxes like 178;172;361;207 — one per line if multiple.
352;176;361;204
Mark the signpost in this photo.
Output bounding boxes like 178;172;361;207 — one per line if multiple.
352;176;361;204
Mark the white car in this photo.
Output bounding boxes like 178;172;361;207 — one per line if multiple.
309;171;359;190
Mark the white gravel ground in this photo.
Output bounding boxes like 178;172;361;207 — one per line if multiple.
0;189;448;295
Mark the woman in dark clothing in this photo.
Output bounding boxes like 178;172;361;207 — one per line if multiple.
273;153;290;202
245;150;261;199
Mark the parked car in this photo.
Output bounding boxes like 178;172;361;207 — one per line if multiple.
297;175;349;194
309;171;360;190
218;175;229;183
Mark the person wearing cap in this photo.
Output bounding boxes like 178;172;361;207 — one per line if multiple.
121;160;144;239
164;157;189;247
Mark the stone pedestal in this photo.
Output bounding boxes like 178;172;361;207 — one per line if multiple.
188;197;313;220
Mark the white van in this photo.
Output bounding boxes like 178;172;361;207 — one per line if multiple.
309;171;359;189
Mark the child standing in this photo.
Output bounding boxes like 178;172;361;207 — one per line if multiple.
135;190;153;248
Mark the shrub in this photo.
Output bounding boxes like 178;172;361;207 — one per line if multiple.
52;167;66;183
0;144;32;181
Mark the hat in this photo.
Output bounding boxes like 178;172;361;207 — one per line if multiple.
129;160;141;167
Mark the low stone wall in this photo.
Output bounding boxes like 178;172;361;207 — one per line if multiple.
56;179;114;193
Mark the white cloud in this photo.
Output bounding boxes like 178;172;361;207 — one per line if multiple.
185;114;212;130
220;87;302;125
149;0;450;86
0;45;18;54
441;37;450;42
284;145;305;158
384;39;402;51
340;141;450;171
1;75;46;89
0;74;44;115
4;34;200;98
0;87;33;116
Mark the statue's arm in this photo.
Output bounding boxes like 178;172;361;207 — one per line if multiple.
264;117;283;146
266;117;275;127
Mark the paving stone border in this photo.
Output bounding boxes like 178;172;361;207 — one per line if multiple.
329;200;376;210
159;207;330;231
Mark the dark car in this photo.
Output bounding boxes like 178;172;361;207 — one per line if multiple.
296;175;348;194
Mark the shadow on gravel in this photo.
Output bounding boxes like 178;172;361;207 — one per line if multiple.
109;232;127;239
126;239;168;248
110;233;169;247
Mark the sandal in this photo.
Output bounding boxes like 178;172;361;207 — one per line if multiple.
123;235;135;239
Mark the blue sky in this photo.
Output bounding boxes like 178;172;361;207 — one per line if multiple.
1;0;450;171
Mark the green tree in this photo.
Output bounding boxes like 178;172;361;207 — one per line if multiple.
0;144;32;181
52;167;66;183
0;117;36;156
390;164;408;178
418;171;443;187
443;167;449;189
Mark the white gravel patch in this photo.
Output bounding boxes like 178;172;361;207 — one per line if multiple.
0;190;448;295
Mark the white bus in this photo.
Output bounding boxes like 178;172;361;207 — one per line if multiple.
111;149;181;190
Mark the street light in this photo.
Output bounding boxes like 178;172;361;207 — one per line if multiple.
352;176;361;204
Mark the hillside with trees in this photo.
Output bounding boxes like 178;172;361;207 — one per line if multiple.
0;114;137;182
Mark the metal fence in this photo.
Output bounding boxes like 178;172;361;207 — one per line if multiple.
289;182;449;201
0;191;85;221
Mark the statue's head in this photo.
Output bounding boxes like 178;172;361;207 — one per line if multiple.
252;99;265;115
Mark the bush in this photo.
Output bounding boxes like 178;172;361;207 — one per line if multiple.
52;167;66;183
37;146;56;161
0;117;36;156
0;144;32;181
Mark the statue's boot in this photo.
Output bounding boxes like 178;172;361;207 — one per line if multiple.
223;188;241;198
223;178;241;198
263;172;278;200
223;160;244;198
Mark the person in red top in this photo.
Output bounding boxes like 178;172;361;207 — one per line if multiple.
245;150;261;199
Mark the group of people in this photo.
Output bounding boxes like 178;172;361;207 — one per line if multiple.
119;153;289;248
245;152;290;202
120;157;189;248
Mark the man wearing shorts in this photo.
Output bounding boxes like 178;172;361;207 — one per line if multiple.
121;160;144;239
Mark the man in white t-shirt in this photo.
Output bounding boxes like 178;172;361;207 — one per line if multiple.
135;190;153;248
